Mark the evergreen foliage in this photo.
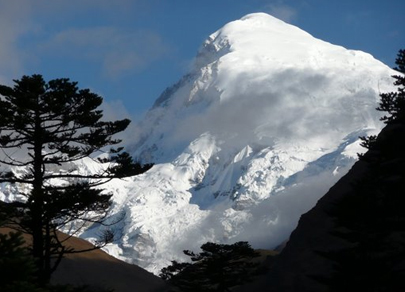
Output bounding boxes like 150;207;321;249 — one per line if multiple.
160;241;261;292
358;49;405;155
0;231;41;291
377;49;405;123
0;74;152;286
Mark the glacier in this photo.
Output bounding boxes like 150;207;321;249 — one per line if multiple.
0;13;398;274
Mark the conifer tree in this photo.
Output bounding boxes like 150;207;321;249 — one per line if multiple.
377;49;405;123
160;241;261;292
0;74;152;285
0;231;40;291
359;49;405;154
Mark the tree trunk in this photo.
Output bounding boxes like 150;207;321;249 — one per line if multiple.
31;107;49;285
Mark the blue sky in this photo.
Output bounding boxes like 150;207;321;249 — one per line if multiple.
0;0;404;120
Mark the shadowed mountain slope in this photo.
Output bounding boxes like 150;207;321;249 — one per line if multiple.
235;116;405;291
52;234;170;292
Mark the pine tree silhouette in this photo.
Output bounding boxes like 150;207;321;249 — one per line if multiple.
160;241;261;292
0;74;152;286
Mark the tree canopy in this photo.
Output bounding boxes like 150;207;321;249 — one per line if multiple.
0;74;152;286
376;49;405;123
160;241;261;292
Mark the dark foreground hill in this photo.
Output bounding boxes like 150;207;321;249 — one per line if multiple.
235;119;405;291
52;234;169;292
0;227;169;292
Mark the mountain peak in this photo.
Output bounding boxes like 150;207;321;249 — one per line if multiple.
114;13;397;273
201;12;384;74
195;12;312;69
1;13;398;275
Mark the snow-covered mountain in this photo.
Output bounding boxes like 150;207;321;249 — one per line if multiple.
0;13;397;274
92;13;396;273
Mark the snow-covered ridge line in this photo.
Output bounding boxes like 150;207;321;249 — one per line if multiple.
0;13;397;275
104;13;395;274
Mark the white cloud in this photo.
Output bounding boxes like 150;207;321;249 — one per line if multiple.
28;0;140;17
99;99;137;146
343;10;372;26
0;0;166;82
229;165;350;248
264;1;298;23
0;1;36;83
38;27;170;79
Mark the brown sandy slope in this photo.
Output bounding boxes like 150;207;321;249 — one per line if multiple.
0;228;169;292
